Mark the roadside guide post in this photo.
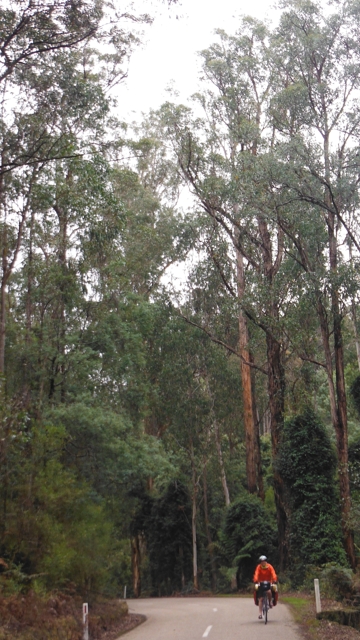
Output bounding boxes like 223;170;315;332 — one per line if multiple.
83;602;89;640
124;586;127;599
314;579;321;614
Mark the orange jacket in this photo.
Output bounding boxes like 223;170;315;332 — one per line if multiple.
253;563;277;583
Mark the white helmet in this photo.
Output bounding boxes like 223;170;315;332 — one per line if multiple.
259;555;267;562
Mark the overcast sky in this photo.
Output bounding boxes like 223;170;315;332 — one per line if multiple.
119;0;278;119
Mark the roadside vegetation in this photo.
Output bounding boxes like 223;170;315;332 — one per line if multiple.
2;0;360;637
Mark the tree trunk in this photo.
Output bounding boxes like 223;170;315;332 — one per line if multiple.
192;494;199;590
266;331;288;570
203;466;217;591
190;440;199;590
349;244;360;372
320;118;355;567
258;214;288;569
251;352;265;500
179;545;186;590
333;293;355;567
59;207;67;403
0;164;35;376
25;211;34;342
131;536;142;597
327;204;356;568
317;292;353;563
23;208;35;405
214;420;230;507
235;238;262;495
0;269;6;375
0;157;6;375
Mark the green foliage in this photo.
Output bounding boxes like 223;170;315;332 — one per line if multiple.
0;410;124;596
130;481;193;595
3;0;360;606
220;493;277;588
348;437;360;495
46;402;173;492
350;375;360;420
319;564;353;600
301;563;354;601
278;408;347;582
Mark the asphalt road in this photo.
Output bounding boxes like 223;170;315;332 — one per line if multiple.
126;596;302;640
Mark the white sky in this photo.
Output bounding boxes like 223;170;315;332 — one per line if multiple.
118;0;277;119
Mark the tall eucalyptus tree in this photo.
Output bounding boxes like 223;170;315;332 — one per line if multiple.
161;20;294;566
270;0;360;567
0;0;177;379
160;0;360;569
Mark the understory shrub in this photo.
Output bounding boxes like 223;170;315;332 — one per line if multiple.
302;563;353;600
221;493;277;588
0;416;127;597
278;408;347;584
320;564;354;600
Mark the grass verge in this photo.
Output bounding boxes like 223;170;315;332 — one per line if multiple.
282;594;321;639
282;594;360;640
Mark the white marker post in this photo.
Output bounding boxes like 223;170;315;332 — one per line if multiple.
314;579;321;614
124;585;127;599
83;602;89;640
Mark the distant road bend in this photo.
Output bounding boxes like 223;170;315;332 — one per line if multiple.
126;596;302;640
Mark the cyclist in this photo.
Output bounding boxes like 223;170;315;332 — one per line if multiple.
253;555;277;619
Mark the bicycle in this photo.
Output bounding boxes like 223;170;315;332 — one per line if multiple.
259;581;272;624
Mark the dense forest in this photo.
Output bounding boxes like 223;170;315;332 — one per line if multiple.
1;0;360;601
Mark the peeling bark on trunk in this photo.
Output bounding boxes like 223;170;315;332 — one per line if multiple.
236;246;259;495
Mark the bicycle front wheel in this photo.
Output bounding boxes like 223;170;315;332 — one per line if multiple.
263;596;268;624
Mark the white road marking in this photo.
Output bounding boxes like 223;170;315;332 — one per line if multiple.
203;625;213;637
213;608;217;612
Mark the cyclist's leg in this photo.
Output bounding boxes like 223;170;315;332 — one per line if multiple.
258;596;263;618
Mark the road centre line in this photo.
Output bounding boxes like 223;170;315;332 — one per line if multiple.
213;608;217;611
203;625;213;637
